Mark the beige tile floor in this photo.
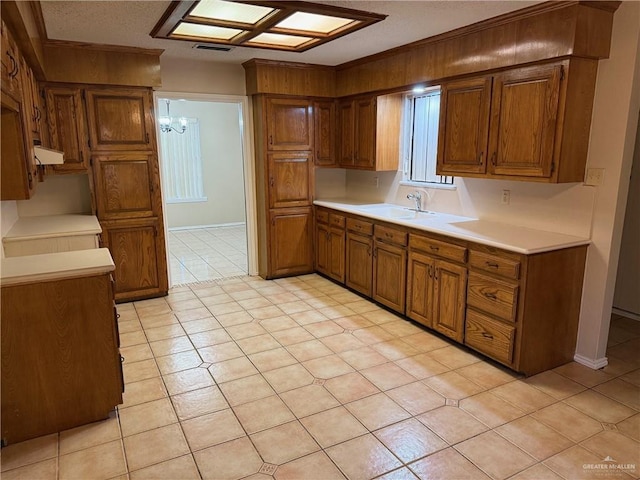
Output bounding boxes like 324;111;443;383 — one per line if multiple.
168;225;248;285
1;274;639;480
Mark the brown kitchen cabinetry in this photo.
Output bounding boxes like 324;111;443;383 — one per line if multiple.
252;95;315;278
269;207;314;278
84;87;155;152
267;151;312;208
345;217;373;297
265;97;313;151
92;153;159;220
407;234;468;342
1;93;35;200
44;85;89;172
1;20;21;100
313;100;336;166
437;59;598;183
372;225;407;314
315;209;345;283
100;218;168;302
337;94;402;171
1;270;123;445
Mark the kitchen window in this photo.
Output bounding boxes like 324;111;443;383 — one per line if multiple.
402;88;454;186
159;118;208;203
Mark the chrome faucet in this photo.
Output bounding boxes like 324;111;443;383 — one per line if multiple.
407;191;422;211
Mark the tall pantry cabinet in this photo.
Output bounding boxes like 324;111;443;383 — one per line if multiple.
252;96;315;278
43;84;168;302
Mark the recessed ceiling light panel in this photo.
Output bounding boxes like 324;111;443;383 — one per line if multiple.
151;0;387;52
189;0;275;25
173;23;243;40
275;12;355;34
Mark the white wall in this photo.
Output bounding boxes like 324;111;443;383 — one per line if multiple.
159;100;246;229
160;57;246;96
613;116;640;317
317;1;640;368
15;175;92;217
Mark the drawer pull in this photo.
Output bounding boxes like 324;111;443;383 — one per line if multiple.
485;262;499;268
484;292;498;300
385;233;392;238
482;332;494;340
430;246;439;251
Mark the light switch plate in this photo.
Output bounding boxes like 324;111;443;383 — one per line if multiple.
585;168;605;186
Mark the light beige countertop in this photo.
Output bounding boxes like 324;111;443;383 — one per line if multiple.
314;200;590;255
1;248;115;286
3;214;101;243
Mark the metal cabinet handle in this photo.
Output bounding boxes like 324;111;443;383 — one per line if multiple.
491;152;497;166
484;291;498;300
485;262;499;268
430;245;439;251
479;151;484;165
482;332;494;340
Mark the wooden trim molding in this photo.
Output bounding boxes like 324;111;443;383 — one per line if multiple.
42;39;164;57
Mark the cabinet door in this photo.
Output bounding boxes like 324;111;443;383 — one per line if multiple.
406;251;435;328
45;86;89;172
489;63;561;178
1;93;35;200
328;226;345;283
100;218;168;302
267;152;311;208
269;207;314;278
346;231;373;297
314;100;336;166
373;240;407;314
337;100;355;167
437;77;491;175
1;22;21;100
316;222;330;276
354;96;376;169
85;88;155;152
92;153;159;220
266;98;312;151
432;259;467;342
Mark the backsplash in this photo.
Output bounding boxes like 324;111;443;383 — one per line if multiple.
16;174;92;217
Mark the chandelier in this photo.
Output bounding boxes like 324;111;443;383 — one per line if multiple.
158;99;187;134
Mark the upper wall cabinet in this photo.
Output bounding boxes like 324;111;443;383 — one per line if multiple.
85;88;155;152
313;100;336;167
266;97;313;151
45;86;89;172
337;94;402;171
437;59;598;183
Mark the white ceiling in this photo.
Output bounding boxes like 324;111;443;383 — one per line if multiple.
40;1;542;66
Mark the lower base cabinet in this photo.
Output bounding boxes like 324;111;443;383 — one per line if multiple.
269;207;314;278
1;273;123;445
316;206;588;376
100;218;168;302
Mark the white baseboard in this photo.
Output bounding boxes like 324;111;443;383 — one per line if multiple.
168;222;246;231
574;353;608;370
612;307;640;321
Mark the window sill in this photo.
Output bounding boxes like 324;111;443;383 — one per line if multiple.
166;197;208;204
399;180;457;191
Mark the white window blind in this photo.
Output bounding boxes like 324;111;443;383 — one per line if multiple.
159;118;207;203
403;90;453;185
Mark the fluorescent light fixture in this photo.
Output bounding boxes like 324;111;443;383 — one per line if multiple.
173;22;243;40
248;32;314;48
413;86;426;94
151;1;387;52
275;12;355;34
189;0;274;25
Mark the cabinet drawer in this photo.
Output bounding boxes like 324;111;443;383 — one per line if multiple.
409;233;466;263
469;250;520;280
316;209;329;224
467;272;518;322
374;225;407;246
329;213;345;228
347;217;373;236
465;309;515;365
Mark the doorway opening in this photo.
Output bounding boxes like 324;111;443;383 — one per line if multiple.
154;92;257;287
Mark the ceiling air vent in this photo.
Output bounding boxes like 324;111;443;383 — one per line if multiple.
193;44;235;52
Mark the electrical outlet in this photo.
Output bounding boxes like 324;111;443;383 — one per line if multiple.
373;176;379;188
585;168;604;186
501;189;510;205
